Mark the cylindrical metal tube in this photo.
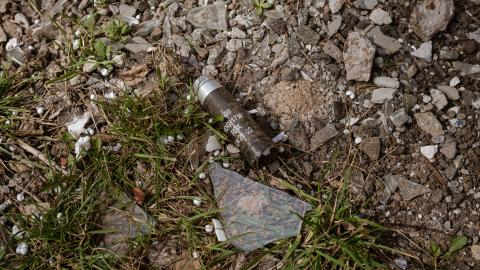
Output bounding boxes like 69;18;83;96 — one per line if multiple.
193;75;277;168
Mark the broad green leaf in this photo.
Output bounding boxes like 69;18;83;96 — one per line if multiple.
444;235;467;258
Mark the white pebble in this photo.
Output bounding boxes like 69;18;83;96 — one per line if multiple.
74;29;81;37
213;150;220;156
278;146;285;153
56;212;63;219
354;137;362;144
86;128;94;135
176;134;184;140
208;156;215;163
16;193;25;202
89;93;96;100
192;251;199;259
207;118;213;124
36;106;45;115
135;14;141;19
343;129;350;135
212;218;227;242
146;46;156;52
34;19;40;24
198;172;207;180
186;94;191;101
167;135;175;143
449;76;460;87
99;68;110;77
193;197;202;206
72;39;80;50
11;111;18;115
5;120;11;125
27;45;34;51
12;224;21;237
0;203;7;212
205;224;214;233
222;162;230;168
104;92;116;100
346;90;355;99
16;242;28;255
422;95;432;103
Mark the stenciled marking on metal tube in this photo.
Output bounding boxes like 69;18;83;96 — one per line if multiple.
221;108;254;146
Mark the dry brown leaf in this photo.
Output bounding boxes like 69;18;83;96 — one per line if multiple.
132;187;145;205
120;64;150;87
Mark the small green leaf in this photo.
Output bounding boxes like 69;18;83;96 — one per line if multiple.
444;235;467;258
260;2;273;8
255;6;263;15
430;242;441;258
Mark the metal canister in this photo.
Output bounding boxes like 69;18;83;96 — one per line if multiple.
193;75;277;168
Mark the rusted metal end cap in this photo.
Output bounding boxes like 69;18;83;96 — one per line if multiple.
193;75;223;105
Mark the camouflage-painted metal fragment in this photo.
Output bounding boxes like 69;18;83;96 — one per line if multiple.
209;163;311;252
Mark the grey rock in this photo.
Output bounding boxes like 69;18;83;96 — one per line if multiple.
0;0;6;13
358;137;381;160
467;29;480;43
410;0;454;41
207;45;224;65
444;165;457;180
367;27;401;54
135;20;162;36
206;135;222;152
327;15;342;37
411;41;432;62
186;4;228;30
353;0;378;9
371;88;396;104
369;8;392;25
437;85;459;100
430;89;448;110
322;41;343;63
329;0;344;14
125;36;152;53
288;125;309;151
310;124;338;150
397;176;431;200
452;61;480;76
384;174;400;192
431;188;444;203
414;112;444;137
440;141;456;159
119;4;136;17
14;13;29;29
295;25;320;45
0;26;6;43
373;76;399;88
344;32;376;81
100;191;156;255
394;257;408;270
230;27;246;39
390;108;409;127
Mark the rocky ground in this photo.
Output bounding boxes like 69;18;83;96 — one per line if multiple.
1;0;480;269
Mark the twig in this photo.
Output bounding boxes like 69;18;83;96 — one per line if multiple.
16;140;68;175
421;156;448;191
